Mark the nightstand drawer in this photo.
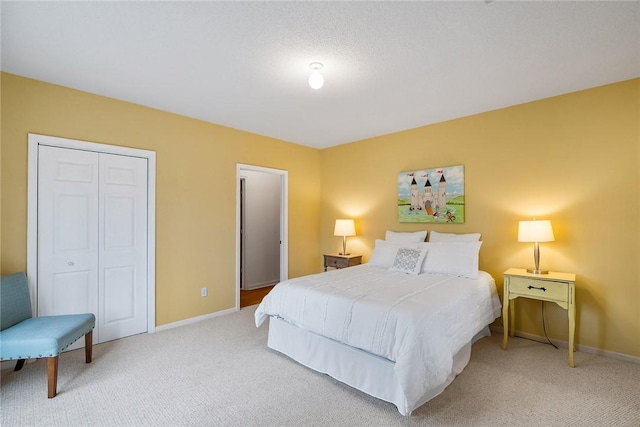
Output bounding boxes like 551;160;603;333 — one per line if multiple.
326;257;349;268
508;276;568;302
323;254;362;271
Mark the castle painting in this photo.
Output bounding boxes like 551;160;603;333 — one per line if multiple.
397;165;465;223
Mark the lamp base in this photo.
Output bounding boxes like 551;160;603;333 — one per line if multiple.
339;253;351;256
527;268;549;275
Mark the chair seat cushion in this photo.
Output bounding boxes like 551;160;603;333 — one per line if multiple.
0;313;95;360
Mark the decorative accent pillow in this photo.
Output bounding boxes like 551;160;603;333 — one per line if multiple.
428;231;481;242
368;239;416;269
417;241;482;279
385;230;427;243
389;247;428;275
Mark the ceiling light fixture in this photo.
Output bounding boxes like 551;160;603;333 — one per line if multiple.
308;62;324;90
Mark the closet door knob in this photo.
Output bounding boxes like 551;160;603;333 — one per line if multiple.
68;261;75;266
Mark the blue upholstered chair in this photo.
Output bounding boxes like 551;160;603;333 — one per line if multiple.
0;272;96;398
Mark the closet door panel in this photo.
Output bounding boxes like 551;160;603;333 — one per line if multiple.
38;146;99;319
99;154;148;341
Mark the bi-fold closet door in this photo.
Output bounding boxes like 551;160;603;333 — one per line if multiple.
37;145;148;344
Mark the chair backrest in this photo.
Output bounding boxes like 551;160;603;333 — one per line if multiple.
1;272;33;331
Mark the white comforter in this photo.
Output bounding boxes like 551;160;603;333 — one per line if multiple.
255;264;502;409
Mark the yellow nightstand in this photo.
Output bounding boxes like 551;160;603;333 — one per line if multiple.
323;254;362;271
502;268;576;367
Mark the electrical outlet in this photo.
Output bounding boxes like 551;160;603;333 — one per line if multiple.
201;287;207;297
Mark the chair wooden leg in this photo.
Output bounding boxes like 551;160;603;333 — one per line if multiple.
47;356;59;398
85;330;93;363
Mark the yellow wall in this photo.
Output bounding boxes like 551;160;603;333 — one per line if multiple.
0;73;321;326
2;72;639;358
320;79;640;357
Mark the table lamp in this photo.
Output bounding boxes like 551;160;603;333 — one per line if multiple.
334;219;356;255
518;219;555;274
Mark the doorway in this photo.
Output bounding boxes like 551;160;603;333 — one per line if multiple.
27;134;157;342
236;164;288;309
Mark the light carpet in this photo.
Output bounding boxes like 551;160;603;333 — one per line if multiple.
1;306;639;426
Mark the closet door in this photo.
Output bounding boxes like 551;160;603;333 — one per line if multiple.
38;145;148;343
99;154;148;341
38;146;100;321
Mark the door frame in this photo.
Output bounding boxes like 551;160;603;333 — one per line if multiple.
239;176;246;290
26;133;157;333
236;164;288;310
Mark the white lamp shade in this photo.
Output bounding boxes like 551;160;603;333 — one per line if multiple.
334;219;356;237
518;220;555;243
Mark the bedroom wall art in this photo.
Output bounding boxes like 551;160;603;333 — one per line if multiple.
397;165;465;223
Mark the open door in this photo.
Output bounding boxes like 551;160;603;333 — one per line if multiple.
236;164;288;309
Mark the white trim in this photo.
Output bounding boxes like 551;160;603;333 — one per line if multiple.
26;133;157;333
239;176;247;290
235;164;288;311
490;326;640;365
155;307;236;332
27;139;39;315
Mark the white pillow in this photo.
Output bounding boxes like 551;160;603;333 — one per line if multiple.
385;230;427;243
389;247;428;275
417;241;482;279
429;231;481;242
368;239;416;268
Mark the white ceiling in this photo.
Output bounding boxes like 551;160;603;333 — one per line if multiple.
2;1;639;149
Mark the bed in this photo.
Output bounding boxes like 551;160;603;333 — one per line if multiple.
255;232;502;415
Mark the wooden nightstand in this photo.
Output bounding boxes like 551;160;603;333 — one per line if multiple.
502;268;576;367
323;254;362;271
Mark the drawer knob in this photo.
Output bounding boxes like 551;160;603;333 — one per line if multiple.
527;285;546;292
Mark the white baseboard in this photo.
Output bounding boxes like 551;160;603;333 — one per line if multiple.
242;281;277;291
490;325;640;365
155;307;237;332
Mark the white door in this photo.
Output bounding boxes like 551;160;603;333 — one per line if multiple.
38;146;100;321
241;170;281;290
38;145;148;343
99;153;148;341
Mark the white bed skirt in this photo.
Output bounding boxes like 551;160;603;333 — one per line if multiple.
267;317;491;416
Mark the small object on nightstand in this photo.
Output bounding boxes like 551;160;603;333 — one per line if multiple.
502;268;576;367
323;254;362;271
